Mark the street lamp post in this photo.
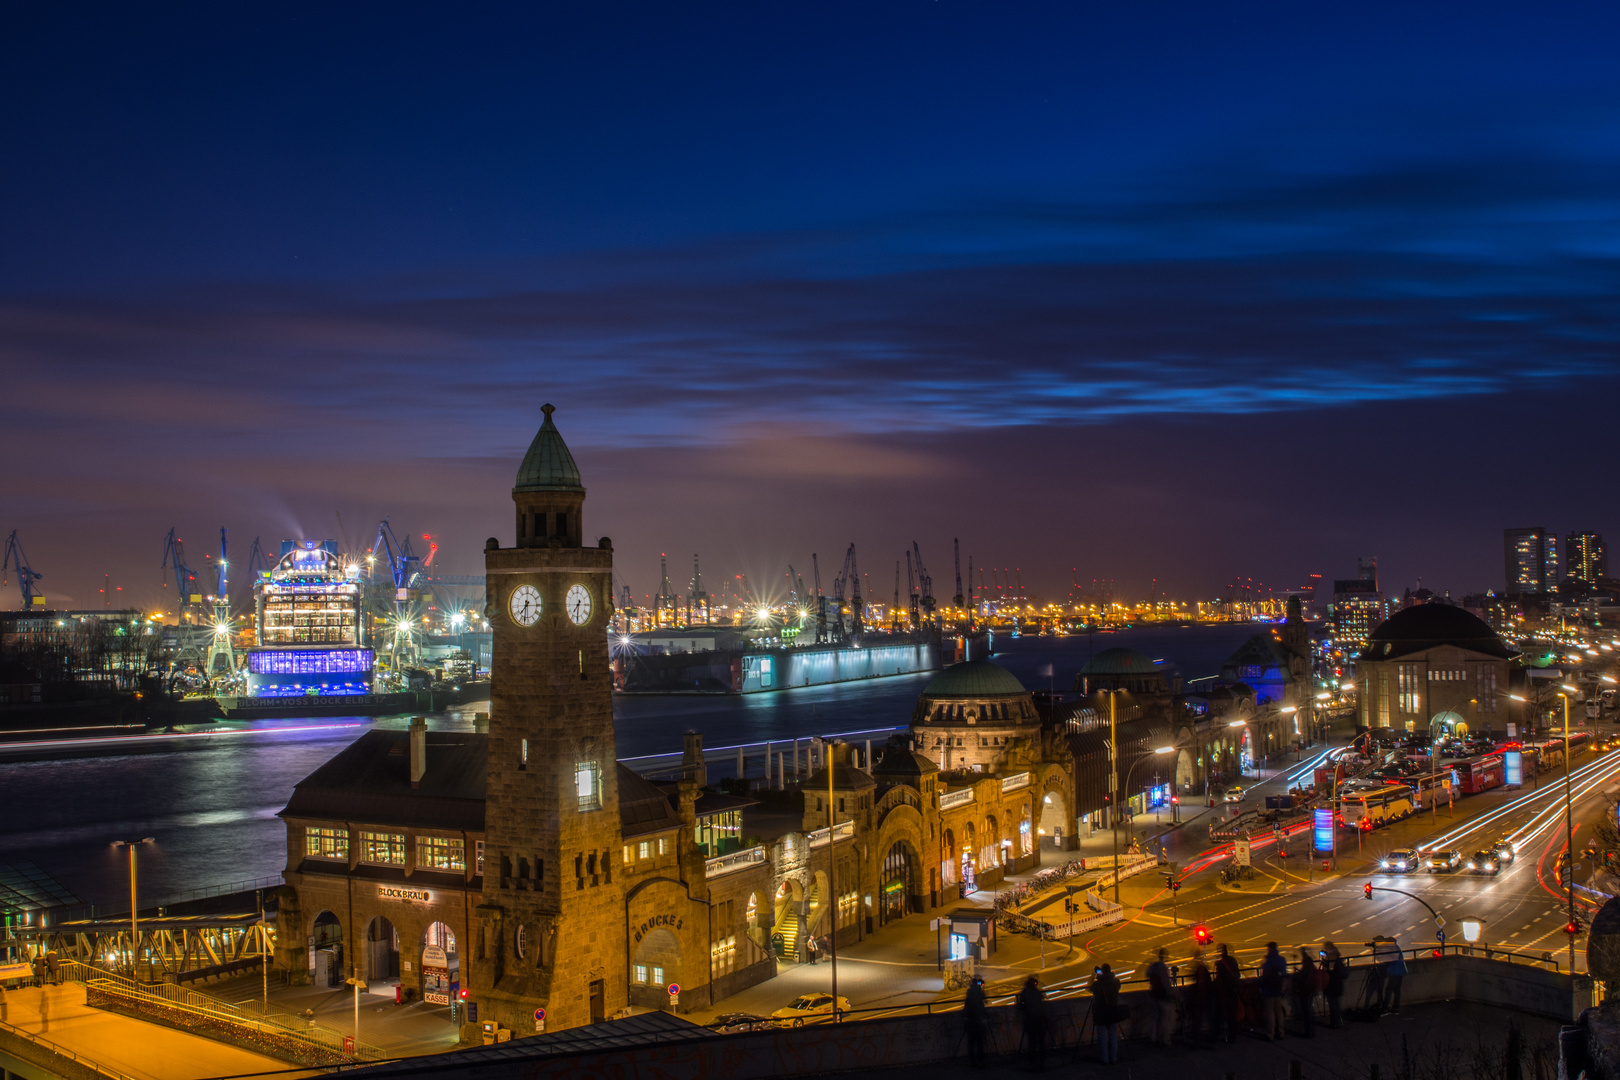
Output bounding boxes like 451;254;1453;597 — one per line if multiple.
112;837;155;978
1559;685;1578;972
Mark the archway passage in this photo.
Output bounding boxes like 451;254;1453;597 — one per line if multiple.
364;915;399;982
421;922;458;1005
630;928;682;1010
773;878;803;961
880;840;920;923
1038;791;1068;850
960;820;978;894
311;910;343;988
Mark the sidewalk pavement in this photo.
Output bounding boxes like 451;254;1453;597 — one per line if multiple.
0;982;297;1080
209;971;462;1058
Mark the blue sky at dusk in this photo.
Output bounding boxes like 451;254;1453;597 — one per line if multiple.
5;3;1619;610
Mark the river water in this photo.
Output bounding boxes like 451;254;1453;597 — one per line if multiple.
0;624;1260;912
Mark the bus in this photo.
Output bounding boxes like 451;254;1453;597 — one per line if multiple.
1339;783;1417;830
1456;754;1505;795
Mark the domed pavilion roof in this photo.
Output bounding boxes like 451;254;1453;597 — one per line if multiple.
1362;603;1515;661
514;404;584;493
921;660;1028;699
1079;647;1160;677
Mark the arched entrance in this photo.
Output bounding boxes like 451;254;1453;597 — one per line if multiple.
808;870;831;942
420;922;458;1006
960;821;978;894
773;878;803;960
984;814;1002;873
311;910;343;987
363;915;399;983
745;892;764;950
1038;790;1068;849
1176;749;1196;789
941;828;957;888
880;841;919;923
631;928;682;1009
1430;710;1468;741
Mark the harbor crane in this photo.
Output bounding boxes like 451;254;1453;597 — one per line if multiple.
905;550;918;629
206;527;236;677
912;541;935;624
1;530;45;609
372;518;423;669
811;553;826;643
892;561;902;633
831;543;861;639
161;528;203;624
953;538;964;611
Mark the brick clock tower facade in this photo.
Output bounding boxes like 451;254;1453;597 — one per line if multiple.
473;404;625;1036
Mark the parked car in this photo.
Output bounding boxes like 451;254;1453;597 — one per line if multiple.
1492;838;1518;864
771;993;851;1025
1466;850;1501;876
1428;850;1464;873
707;1013;772;1033
1380;849;1422;873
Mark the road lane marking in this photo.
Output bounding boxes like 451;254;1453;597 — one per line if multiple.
1286;920;1306;927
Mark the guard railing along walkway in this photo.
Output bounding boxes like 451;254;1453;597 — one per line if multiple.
54;959;385;1066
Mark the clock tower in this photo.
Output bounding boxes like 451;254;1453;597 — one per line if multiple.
473;403;624;1034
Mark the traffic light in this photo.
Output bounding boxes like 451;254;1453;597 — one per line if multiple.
1566;919;1583;936
1192;924;1212;946
1363;882;1373;900
458;987;470;1000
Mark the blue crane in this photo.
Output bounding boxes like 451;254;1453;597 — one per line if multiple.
161;528;202;623
371;518;422;595
1;530;45;609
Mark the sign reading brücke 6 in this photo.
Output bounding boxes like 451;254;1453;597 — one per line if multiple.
633;912;684;943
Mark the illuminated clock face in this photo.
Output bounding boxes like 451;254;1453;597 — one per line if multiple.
509;584;541;626
566;583;592;625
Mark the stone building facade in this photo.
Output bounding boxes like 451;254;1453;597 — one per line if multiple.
1356;602;1523;737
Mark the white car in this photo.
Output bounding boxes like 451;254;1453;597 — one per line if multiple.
1223;787;1245;804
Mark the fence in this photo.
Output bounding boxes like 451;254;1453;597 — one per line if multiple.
57;960;382;1065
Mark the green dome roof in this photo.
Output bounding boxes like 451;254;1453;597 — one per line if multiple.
514;404;584;493
1079;647;1160;677
921;660;1027;699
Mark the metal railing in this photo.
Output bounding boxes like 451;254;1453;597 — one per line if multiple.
57;959;384;1063
940;788;975;810
0;1013;141;1080
705;846;767;877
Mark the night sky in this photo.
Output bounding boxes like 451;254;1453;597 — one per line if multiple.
5;3;1619;611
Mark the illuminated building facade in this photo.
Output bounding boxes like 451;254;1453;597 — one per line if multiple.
1566;531;1606;587
249;540;372;697
1504;527;1558;596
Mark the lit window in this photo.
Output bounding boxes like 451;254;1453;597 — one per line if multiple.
639;841;651;860
358;831;405;865
417;836;465;871
306;827;348;860
634;964;648;984
650;965;664;985
576;761;602;812
475;840;485;876
658;837;669;856
622;845;633;865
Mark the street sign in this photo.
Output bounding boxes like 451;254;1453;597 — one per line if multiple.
668;983;681;996
1437;929;1446;943
535;1008;545;1021
1434;915;1445;930
1233;837;1252;868
930;918;941;931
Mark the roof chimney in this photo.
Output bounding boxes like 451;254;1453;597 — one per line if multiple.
409;716;427;786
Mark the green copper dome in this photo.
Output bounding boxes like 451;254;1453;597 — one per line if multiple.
921;660;1027;698
513;404;584;493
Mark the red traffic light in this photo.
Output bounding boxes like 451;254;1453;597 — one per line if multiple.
1192;924;1212;944
1363;882;1373;900
1566;921;1582;935
458;988;470;1000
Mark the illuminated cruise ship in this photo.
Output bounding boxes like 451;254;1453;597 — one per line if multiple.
247;540;373;698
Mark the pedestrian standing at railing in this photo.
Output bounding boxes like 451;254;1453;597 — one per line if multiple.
1214;945;1241;1044
1146;948;1175;1045
1292;950;1317;1037
1258;942;1288;1040
1091;963;1122;1064
963;976;988;1067
1016;975;1048;1067
1185;953;1213;1042
1371;936;1405;1014
1322;942;1346;1029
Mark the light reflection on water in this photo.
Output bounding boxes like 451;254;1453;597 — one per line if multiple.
0;625;1260;911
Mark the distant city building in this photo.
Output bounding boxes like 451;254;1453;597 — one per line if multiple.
1504;527;1558;596
1566;531;1607;587
1356;603;1521;737
1329;556;1388;654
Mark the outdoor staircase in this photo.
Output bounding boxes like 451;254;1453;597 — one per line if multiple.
778;907;802;961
